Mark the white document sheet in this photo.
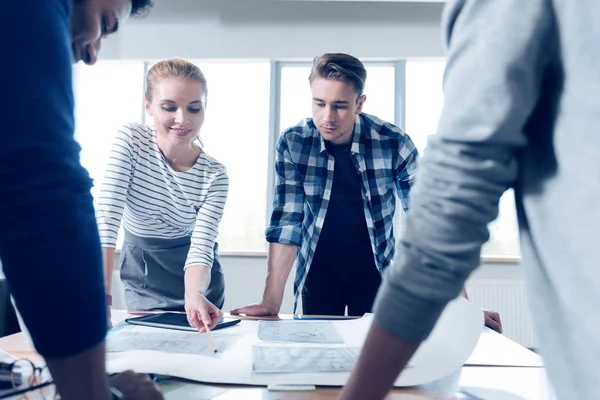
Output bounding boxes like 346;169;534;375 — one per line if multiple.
257;320;344;344
107;326;242;357
107;297;483;387
160;381;228;400
465;327;544;367
252;346;359;373
110;309;131;326
459;387;530;400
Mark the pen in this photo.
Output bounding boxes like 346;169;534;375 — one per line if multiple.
204;322;218;354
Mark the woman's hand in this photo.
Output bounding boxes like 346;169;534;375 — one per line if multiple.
185;292;223;332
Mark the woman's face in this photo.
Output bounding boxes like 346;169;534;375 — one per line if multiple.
145;77;206;148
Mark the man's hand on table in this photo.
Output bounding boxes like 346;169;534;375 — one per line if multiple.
484;310;502;333
230;300;279;317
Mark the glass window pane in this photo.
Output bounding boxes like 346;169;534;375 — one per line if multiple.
405;61;446;151
190;62;271;252
362;66;395;124
279;66;311;133
74;61;145;248
279;65;396;132
74;61;145;203
482;190;520;257
405;60;520;258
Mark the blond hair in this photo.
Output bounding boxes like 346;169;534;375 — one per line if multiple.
144;58;208;103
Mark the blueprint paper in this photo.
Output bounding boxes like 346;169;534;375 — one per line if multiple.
107;327;242;357
160;381;228;400
252;346;359;373
465;327;544;367
110;309;131;326
257;321;344;344
107;297;484;387
459;387;530;400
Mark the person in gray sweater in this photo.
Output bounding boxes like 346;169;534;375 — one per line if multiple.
340;0;600;399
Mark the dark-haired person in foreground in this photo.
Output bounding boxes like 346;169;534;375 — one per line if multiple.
0;0;163;399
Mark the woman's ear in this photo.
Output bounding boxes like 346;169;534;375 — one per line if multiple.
144;98;153;116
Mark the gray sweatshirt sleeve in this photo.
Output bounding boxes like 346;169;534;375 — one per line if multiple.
373;0;553;341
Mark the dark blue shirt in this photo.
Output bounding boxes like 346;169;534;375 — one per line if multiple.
311;140;376;272
0;0;107;358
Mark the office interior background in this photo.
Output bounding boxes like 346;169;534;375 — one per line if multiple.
7;0;535;349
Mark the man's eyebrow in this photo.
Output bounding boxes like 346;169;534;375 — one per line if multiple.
312;97;350;104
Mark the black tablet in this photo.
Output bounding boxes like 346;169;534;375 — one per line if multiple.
125;313;241;332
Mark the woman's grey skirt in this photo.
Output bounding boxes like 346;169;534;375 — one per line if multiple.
119;229;225;311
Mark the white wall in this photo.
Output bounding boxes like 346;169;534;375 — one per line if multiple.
101;0;446;61
110;253;523;315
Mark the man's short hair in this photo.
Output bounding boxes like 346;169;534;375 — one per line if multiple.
309;53;367;97
131;0;154;17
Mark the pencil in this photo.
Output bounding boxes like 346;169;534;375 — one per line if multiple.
204;322;218;354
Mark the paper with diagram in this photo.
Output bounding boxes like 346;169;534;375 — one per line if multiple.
252;346;359;373
107;328;242;357
107;297;484;387
257;320;344;344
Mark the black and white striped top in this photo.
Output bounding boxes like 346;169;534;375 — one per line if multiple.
96;123;228;269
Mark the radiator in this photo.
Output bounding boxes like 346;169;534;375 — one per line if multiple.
465;279;537;349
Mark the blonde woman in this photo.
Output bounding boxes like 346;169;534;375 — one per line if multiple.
97;59;228;331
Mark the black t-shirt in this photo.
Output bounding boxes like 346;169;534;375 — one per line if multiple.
310;140;376;274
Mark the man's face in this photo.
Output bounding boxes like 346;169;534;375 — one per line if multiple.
70;0;132;65
310;77;366;146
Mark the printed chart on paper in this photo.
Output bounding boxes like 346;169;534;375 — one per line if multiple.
252;346;360;373
107;328;242;357
257;321;344;344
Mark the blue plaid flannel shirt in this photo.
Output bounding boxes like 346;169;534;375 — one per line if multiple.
266;113;419;313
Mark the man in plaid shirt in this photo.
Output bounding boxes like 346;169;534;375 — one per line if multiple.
232;53;501;332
